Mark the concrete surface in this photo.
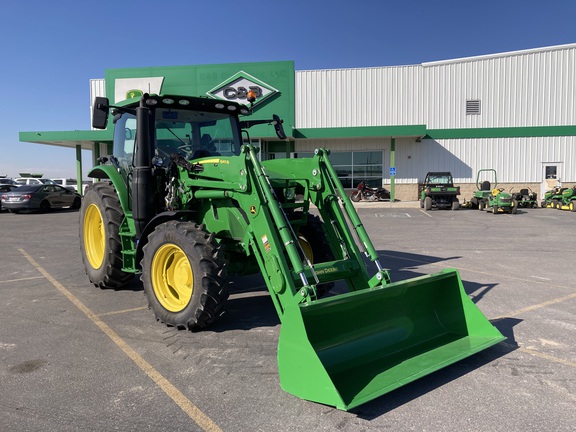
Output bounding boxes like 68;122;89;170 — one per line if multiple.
0;204;574;431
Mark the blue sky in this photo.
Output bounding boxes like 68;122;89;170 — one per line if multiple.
0;0;574;179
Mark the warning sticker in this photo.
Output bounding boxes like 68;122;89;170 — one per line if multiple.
261;235;271;253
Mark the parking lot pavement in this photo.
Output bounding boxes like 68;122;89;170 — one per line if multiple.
1;207;574;432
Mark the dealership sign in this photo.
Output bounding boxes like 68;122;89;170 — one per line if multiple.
207;71;279;107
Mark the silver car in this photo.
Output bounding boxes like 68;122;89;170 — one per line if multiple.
1;184;81;213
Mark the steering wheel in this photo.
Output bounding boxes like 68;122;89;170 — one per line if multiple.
178;144;195;154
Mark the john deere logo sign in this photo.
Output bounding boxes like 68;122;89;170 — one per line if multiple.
207;71;279;106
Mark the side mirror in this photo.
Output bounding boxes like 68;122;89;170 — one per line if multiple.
273;114;286;140
92;97;110;129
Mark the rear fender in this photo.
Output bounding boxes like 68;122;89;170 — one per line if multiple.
88;165;130;216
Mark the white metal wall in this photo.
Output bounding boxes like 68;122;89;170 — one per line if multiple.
295;44;576;129
423;45;576;129
295;66;422;128
89;79;106;130
397;136;576;183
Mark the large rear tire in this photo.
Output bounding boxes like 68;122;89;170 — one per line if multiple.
141;221;229;330
79;182;133;289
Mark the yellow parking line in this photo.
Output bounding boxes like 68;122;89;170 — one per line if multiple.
18;248;222;432
519;346;576;368
419;209;433;217
495;292;576;319
500;342;576;368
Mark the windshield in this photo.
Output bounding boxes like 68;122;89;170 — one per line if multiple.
155;108;241;163
113;108;241;169
426;174;453;184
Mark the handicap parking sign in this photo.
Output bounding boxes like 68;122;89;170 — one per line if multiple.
389;167;396;176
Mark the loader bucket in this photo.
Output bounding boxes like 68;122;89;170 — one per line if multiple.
277;268;505;410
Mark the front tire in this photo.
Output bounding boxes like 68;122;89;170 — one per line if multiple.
350;191;361;202
80;182;133;289
141;221;229;330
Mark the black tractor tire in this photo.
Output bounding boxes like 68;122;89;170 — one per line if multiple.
350;191;361;202
511;200;518;214
451;200;460;210
492;206;498;214
297;213;336;296
141;221;229;331
424;196;432;210
478;200;485;211
79;182;133;289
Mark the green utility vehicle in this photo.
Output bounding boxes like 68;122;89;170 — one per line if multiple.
80;93;504;410
471;169;517;214
419;171;460;210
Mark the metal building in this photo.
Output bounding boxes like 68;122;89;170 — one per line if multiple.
21;44;576;202
293;43;576;201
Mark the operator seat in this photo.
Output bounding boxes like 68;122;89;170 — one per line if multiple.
192;134;219;159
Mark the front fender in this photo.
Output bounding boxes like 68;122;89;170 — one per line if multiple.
88;165;131;217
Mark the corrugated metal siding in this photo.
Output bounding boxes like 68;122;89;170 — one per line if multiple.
293;136;576;183
423;47;576;128
89;79;106;129
295;66;422;128
295;45;576;130
396;136;576;183
90;79;106;100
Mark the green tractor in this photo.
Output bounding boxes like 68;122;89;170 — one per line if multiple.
80;93;503;410
471;169;517;214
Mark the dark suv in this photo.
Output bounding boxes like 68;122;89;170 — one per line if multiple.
420;172;460;210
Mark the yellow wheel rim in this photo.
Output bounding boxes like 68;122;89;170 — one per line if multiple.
84;203;105;269
299;235;314;263
152;243;193;312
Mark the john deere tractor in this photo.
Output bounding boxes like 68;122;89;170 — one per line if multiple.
80;93;504;410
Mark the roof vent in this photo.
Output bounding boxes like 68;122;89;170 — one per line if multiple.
466;100;481;115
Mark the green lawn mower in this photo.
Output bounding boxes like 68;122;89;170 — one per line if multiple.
470;169;517;214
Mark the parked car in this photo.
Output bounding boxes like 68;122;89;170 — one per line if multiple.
14;177;56;186
1;184;81;213
51;178;90;194
0;178;17;185
0;184;19;211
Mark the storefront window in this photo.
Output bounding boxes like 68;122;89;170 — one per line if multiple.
296;151;383;189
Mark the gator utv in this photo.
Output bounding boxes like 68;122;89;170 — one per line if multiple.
471;169;517;214
81;93;504;411
419;171;460;210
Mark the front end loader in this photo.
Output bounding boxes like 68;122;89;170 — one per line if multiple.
80;93;504;410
